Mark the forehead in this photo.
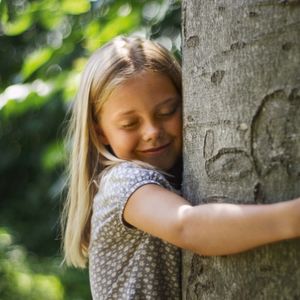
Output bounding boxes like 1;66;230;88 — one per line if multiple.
101;70;179;116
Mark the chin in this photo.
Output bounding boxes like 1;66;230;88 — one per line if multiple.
149;159;177;171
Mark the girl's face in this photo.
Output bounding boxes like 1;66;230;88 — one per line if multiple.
98;70;182;171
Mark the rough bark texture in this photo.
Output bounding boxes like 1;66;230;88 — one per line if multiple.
182;1;300;299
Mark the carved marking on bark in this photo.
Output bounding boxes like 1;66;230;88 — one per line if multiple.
249;11;259;17
222;41;247;56
186;255;201;299
203;129;214;159
195;279;215;297
187;35;200;48
205;148;253;182
282;42;293;51
286;89;300;177
278;0;300;5
251;90;286;176
186;255;216;299
203;196;230;203
187;115;194;122
254;182;265;203
259;264;273;272
211;70;225;85
251;89;300;178
230;41;247;50
187;119;232;127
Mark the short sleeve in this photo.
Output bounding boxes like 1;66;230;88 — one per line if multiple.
95;162;172;229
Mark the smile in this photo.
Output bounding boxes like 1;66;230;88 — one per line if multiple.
139;142;171;154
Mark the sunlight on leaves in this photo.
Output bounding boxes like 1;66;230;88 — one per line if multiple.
63;70;81;102
1;92;48;118
118;3;132;17
0;227;65;300
142;1;161;22
15;273;32;295
99;12;140;40
39;10;63;30
62;0;91;15
85;12;140;51
85;20;101;39
31;275;64;300
14;273;64;300
2;13;32;36
33;0;63;29
0;81;52;112
0;228;12;248
22;48;53;79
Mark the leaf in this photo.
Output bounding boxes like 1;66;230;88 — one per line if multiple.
0;0;8;22
1;92;48;118
99;12;140;41
22;48;53;79
62;0;90;15
84;11;140;51
2;13;32;36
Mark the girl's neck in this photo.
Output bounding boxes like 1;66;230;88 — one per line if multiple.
105;145;183;189
166;156;183;190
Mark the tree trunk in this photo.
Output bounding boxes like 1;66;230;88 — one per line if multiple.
182;1;300;299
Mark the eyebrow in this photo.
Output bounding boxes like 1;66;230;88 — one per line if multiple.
115;96;181;118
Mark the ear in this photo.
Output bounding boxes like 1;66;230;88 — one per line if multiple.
94;123;109;145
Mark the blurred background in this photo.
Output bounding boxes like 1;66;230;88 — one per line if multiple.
0;0;181;299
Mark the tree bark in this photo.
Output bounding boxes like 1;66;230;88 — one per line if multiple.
182;1;300;299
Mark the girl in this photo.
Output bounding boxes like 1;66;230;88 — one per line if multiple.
62;36;300;299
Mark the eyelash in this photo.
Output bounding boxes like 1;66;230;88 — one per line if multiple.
120;104;179;129
121;122;137;129
158;106;178;117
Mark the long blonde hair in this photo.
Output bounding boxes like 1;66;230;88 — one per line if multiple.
62;36;182;268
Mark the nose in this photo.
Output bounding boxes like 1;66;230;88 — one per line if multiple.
142;121;162;142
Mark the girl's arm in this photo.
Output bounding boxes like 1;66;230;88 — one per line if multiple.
124;184;300;256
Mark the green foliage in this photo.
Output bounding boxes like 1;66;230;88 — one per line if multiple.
0;228;64;300
61;0;91;15
22;48;53;79
0;0;181;298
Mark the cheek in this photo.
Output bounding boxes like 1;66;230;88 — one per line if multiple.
169;114;182;135
109;132;139;153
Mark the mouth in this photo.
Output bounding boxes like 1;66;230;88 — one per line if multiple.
139;142;171;154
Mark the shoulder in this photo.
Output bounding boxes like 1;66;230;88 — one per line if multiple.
92;161;173;224
94;161;172;200
102;161;169;185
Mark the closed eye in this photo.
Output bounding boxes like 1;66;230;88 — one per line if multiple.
120;121;138;129
157;104;180;118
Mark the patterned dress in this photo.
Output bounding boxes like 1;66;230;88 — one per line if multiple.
89;162;181;299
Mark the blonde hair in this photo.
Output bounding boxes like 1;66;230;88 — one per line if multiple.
62;36;182;268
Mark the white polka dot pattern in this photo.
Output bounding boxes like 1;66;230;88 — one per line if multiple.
89;162;181;299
